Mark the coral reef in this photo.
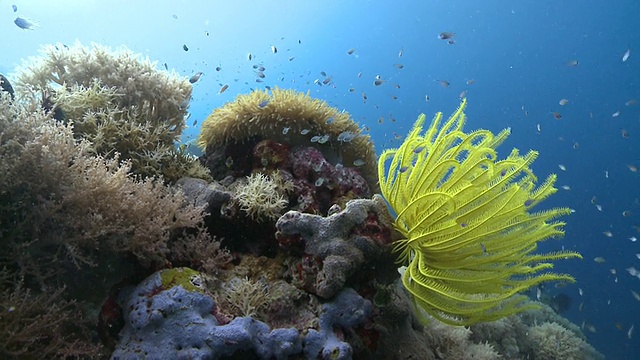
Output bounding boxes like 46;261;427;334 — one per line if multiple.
197;87;378;192
111;268;374;359
13;42;209;182
0;42;603;359
378;98;582;325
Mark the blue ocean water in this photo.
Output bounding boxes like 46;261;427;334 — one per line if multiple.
2;0;638;358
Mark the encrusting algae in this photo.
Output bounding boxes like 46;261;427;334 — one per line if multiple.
379;98;582;325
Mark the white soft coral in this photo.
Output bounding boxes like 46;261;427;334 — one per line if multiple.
235;172;288;222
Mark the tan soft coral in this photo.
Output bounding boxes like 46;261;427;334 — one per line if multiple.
0;93;205;272
12;42;208;183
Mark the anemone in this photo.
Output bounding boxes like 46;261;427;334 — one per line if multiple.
378;98;582;325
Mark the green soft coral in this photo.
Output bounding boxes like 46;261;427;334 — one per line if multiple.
378;98;581;325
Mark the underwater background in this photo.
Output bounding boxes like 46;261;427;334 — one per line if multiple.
1;0;639;358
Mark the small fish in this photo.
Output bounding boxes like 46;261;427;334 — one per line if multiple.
628;164;638;172
559;98;569;106
536;287;542;301
258;100;269;108
630;237;638;242
310;135;320;143
625;99;637;106
602;231;613;238
621;129;630;138
357;71;362;78
374;79;385;86
248;53;252;61
282;127;290;135
12;4;17;12
561;185;571;191
14;17;39;30
612;110;621;117
172;14;178;19
362;92;367;102
623;210;632;217
288;56;295;61
594;257;606;263
394;63;404;69
622;47;631;62
164;63;168;70
347;48;355;55
399;166;409;173
459;90;467;100
425;95;430;102
256;71;265;78
317;134;330;144
413;146;425;153
337;131;356;142
315;177;324;186
566;59;579;67
579;302;584;311
300;129;310;135
398;47;403;57
552;112;562;120
438;31;455;40
348;88;355;93
225;156;233;168
322;77;332;85
189;72;203;84
436;79;450;87
596;204;603;211
325;117;335;125
558;164;566;171
352;159;365;166
480;243;488;255
183;44;189;51
466;79;476;85
215;66;222;71
629;324;635;340
320;71;327;77
578;288;583;296
271;45;277;54
536;123;542;132
633;291;640;301
218;84;229;94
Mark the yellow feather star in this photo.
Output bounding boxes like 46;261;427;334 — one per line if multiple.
378;98;582;325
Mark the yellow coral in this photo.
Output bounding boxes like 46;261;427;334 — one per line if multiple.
378;98;581;325
196;88;378;190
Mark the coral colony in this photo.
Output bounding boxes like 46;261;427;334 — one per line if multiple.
0;43;602;359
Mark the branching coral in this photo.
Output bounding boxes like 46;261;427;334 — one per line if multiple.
378;98;582;325
234;172;290;222
0;92;206;273
13;42;208;182
0;269;103;358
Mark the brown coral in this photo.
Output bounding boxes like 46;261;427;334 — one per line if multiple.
197;88;378;191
